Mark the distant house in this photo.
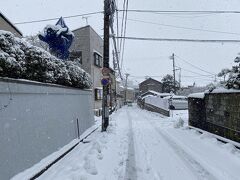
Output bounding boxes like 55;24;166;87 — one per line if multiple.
139;78;163;95
0;12;22;37
119;86;135;102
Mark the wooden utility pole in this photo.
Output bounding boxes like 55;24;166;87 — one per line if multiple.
102;0;111;131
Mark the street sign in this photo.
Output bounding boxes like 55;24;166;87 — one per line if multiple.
101;78;109;86
102;67;111;76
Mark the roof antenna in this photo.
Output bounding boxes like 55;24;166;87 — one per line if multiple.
82;16;90;26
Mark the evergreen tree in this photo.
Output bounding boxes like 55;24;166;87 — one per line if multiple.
161;74;180;93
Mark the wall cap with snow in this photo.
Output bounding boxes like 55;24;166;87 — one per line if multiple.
0;77;92;91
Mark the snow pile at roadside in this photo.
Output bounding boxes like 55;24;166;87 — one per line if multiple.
173;117;184;128
0;30;92;89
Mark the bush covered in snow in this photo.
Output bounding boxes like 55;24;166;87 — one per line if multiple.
225;56;240;89
0;30;92;89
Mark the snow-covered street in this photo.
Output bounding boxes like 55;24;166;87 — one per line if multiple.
35;105;240;180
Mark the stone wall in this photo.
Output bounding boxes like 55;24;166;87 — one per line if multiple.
205;93;240;142
188;97;206;129
188;92;240;143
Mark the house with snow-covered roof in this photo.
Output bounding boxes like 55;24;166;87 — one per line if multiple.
139;78;163;95
0;12;22;37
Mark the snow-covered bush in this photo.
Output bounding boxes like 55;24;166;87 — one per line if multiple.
0;30;92;89
173;117;184;128
225;56;240;89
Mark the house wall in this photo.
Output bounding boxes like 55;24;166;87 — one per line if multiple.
70;27;91;74
89;27;103;111
0;16;22;37
70;26;103;113
188;92;240;143
0;78;94;179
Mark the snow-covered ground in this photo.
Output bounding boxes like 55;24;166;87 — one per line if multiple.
14;105;240;180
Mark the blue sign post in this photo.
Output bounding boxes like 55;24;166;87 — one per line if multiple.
101;78;109;86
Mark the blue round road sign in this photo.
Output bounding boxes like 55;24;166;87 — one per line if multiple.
101;78;109;86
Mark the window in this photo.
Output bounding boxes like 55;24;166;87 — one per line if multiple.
95;88;103;100
69;51;82;64
94;52;102;67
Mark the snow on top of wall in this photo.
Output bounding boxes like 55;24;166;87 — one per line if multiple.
163;95;187;99
188;92;205;99
209;87;240;94
141;94;154;99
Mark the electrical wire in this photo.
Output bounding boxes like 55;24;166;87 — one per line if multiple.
115;36;240;43
175;54;216;75
14;11;103;25
120;0;129;71
110;0;123;79
117;9;240;14
119;0;126;54
177;66;215;77
119;17;240;36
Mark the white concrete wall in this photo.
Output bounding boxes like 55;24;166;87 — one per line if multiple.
0;78;94;179
145;96;169;111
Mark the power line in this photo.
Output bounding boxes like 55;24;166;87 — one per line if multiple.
120;0;129;71
110;0;123;80
14;11;103;25
175;54;216;75
117;9;240;14
119;0;126;54
115;36;240;43
178;66;215;77
121;17;240;36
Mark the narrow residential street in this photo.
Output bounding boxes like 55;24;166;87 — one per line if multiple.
34;105;240;180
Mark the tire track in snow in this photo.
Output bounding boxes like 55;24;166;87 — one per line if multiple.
148;119;218;180
124;110;138;180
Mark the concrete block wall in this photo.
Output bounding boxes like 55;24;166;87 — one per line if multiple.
188;92;240;143
0;78;94;179
205;93;240;142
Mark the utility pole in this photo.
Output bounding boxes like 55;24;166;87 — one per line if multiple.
124;73;130;104
175;67;181;89
170;53;176;93
102;0;111;132
179;67;181;89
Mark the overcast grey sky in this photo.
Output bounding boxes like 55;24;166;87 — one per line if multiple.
2;0;240;86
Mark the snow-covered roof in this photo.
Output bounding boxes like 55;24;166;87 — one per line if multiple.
188;93;205;99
